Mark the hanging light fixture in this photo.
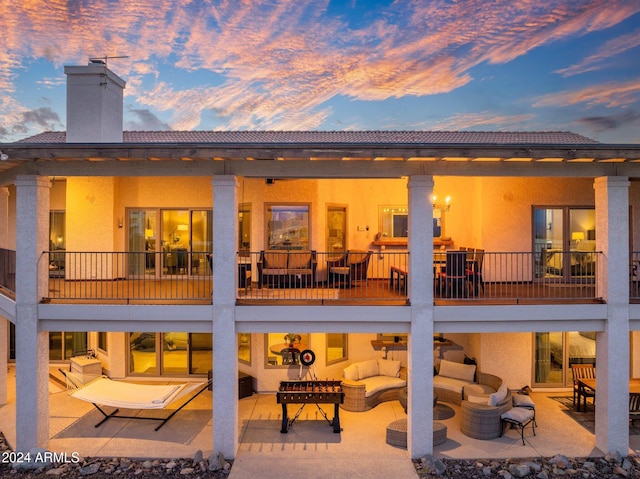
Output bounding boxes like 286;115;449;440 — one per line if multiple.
432;194;451;212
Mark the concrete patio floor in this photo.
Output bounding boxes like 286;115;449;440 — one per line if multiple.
1;366;639;479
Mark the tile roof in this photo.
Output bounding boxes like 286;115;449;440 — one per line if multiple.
18;130;599;145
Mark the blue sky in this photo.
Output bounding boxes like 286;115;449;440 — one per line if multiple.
1;0;640;143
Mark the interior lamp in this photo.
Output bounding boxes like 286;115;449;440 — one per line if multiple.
571;231;585;246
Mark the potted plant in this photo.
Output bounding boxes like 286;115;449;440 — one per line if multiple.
284;333;302;347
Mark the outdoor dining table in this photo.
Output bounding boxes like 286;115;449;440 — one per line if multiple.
577;378;640;412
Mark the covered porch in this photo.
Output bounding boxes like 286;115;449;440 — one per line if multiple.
0;365;629;478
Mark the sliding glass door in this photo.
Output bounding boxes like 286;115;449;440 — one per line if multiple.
533;207;595;281
127;208;212;278
533;331;596;387
129;332;212;376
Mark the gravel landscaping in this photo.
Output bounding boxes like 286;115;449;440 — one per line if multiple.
0;432;231;478
414;452;640;478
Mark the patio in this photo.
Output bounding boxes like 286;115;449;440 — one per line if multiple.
2;366;637;479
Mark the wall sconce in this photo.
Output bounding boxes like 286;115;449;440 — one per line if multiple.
118;217;123;228
432;194;451;212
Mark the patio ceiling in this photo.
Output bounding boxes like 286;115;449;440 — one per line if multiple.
1;140;640;184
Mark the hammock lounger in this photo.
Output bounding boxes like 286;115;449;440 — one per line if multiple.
61;370;212;431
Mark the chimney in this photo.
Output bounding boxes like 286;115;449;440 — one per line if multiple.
64;60;126;143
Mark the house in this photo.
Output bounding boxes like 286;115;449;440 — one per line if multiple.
1;61;640;459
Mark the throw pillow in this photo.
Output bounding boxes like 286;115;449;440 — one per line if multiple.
438;359;476;382
356;359;379;380
343;364;358;381
378;358;401;377
488;381;509;407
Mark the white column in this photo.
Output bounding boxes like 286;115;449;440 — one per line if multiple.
407;175;435;458
0;187;9;406
212;176;239;458
0;316;7;406
0;187;9;249
15;175;50;450
594;176;630;454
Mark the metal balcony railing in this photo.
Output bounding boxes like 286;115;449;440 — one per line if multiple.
631;252;640;302
0;248;16;294
35;250;605;304
45;251;213;302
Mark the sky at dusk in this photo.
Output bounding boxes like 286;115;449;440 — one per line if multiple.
1;0;640;144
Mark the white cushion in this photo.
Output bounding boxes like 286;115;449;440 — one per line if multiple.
501;406;534;423
360;376;406;397
356;359;379;380
464;383;496;399
467;395;489;404
378;359;401;377
438;359;476;382
433;375;471;394
343;364;358;381
488;381;509;407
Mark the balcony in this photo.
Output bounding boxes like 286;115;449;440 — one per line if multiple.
35;250;605;305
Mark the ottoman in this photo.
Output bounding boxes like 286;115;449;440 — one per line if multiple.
385;419;448;448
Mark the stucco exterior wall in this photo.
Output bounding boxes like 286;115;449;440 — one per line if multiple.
240;332;407;393
479;332;532;388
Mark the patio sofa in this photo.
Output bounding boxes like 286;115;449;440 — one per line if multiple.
433;358;479;405
340;358;407;412
257;250;317;288
433;358;511;439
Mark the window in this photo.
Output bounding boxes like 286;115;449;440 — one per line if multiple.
326;333;347;365
49;210;66;277
49;332;87;361
238;204;251;255
326;205;346;254
266;204;310;250
533;331;596;387
238;333;251;365
49;211;65;250
98;332;108;352
129;332;211;376
533;207;595;281
128;209;212;278
265;333;310;366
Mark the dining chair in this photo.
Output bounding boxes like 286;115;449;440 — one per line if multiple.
280;347;300;365
466;248;485;296
440;251;468;298
327;250;372;288
571;364;596;410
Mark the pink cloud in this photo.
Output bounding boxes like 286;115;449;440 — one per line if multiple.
428;112;536;131
0;0;639;133
556;28;640;77
534;79;640;109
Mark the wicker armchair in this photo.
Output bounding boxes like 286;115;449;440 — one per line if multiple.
460;373;512;440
